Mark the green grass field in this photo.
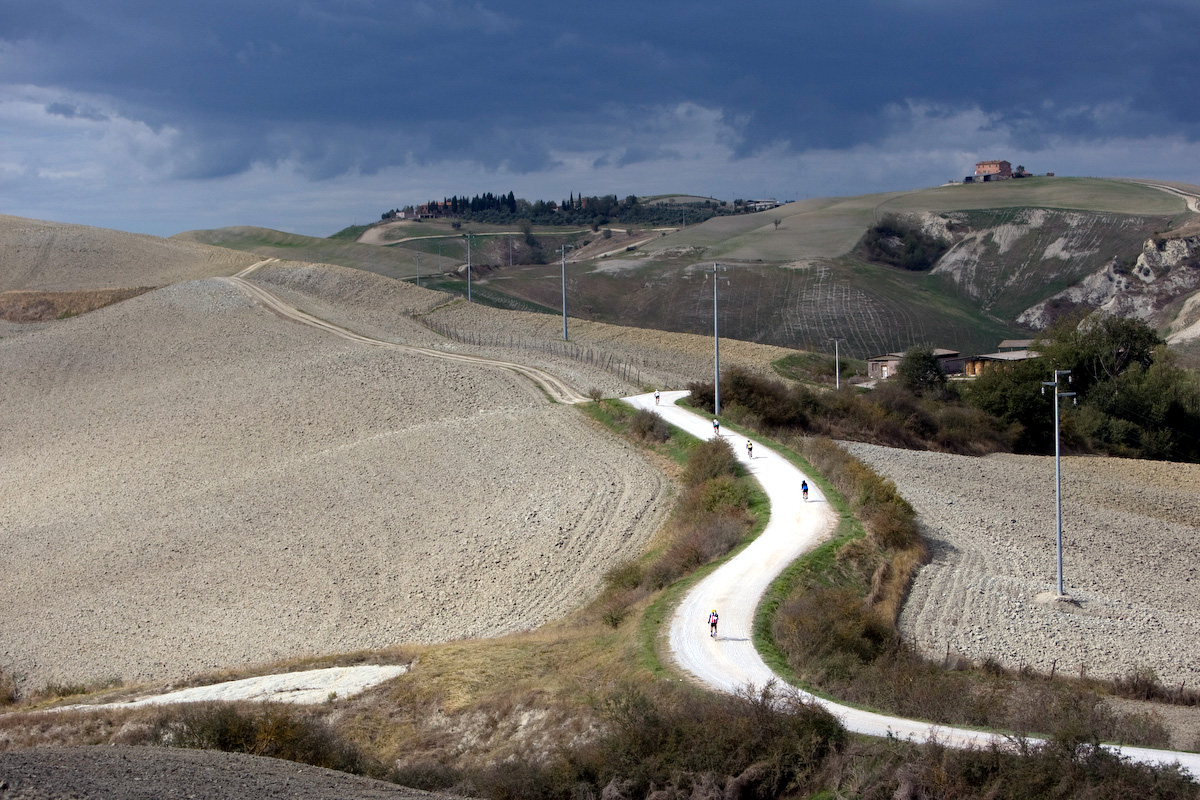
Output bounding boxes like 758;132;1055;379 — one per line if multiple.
879;177;1188;217
183;178;1197;360
173;226;459;279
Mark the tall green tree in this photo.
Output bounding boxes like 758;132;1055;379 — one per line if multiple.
896;346;947;396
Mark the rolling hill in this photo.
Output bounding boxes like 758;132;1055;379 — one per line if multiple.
417;178;1196;358
172;226;453;281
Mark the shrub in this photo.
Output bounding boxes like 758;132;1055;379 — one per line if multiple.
774;586;897;677
0;669;18;706
686;476;751;515
628;408;670;442
151;702;373;776
681;438;739;486
858;214;949;271
603;559;644;592
595;682;843;797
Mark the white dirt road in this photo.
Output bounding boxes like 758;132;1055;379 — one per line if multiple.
223;275;588;404
57;665;409;711
625;391;1200;777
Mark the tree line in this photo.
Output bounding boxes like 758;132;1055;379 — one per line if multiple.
380;192;762;228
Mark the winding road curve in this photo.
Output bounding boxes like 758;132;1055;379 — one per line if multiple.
221;269;587;405
37;283;1196;777
626;390;1200;778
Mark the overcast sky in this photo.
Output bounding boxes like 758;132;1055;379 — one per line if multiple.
3;0;1199;237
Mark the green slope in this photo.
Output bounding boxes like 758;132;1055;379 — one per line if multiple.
171;226;459;280
461;178;1194;358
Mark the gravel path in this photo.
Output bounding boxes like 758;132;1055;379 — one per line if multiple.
0;746;454;799
635;396;1200;774
842;443;1200;687
0;277;670;690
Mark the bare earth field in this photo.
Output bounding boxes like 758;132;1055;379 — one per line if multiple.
423;298;797;393
0;746;447;799
0;215;255;292
843;443;1200;687
0;276;671;690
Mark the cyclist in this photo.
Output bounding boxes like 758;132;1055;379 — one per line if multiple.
746;440;753;458
801;480;809;501
712;418;720;436
708;609;719;638
654;389;660;405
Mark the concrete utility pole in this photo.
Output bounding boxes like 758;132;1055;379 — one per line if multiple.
711;264;727;415
465;234;472;302
829;337;845;390
1042;369;1076;596
559;244;571;341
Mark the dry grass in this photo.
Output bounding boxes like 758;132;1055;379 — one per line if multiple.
0;288;154;322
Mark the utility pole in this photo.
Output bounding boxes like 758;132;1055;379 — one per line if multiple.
465;233;472;302
1042;369;1076;597
829;337;845;390
711;264;727;415
559;243;571;341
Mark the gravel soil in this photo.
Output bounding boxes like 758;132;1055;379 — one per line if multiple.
423;298;797;394
0;746;452;799
0;276;670;690
0;215;255;292
842;443;1200;686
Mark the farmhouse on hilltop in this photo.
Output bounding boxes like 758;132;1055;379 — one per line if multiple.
964;160;1013;183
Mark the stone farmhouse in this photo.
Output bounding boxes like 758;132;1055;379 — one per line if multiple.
964;160;1013;183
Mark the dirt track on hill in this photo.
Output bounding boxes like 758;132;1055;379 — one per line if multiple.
843;443;1200;687
0;275;670;690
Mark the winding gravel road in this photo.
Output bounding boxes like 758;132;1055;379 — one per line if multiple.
224;274;587;405
625;391;1200;778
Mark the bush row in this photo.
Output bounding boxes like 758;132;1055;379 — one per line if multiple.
767;438;1178;748
689;367;1015;456
600;436;754;627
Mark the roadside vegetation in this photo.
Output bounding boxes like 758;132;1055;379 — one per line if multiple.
687;372;1195;754
691;364;1015;456
705;312;1200;464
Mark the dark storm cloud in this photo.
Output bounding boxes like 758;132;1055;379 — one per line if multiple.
45;101;109;121
3;0;1198;181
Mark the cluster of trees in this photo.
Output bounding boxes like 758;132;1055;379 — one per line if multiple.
693;315;1200;463
859;214;951;271
381;192;758;228
968;315;1200;461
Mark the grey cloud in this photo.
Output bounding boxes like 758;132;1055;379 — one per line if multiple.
45;101;109;121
